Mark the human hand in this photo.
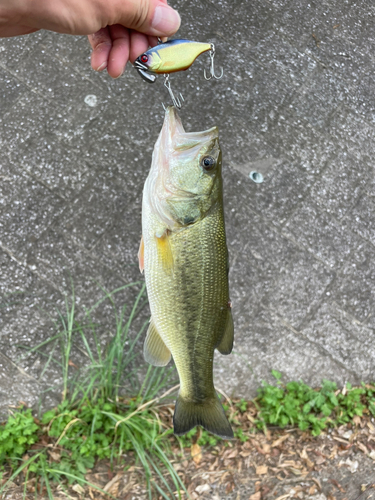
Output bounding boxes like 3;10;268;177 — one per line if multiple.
88;0;180;78
88;0;180;79
0;0;180;78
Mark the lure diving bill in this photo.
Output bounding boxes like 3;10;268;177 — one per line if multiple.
138;106;234;439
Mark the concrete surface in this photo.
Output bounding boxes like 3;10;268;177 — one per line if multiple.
0;0;375;415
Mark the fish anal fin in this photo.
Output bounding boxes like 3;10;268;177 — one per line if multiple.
217;307;234;355
143;319;171;367
155;229;174;274
173;393;233;439
138;236;145;273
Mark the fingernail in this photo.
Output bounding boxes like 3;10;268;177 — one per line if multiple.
97;61;107;71
113;71;124;79
151;6;181;35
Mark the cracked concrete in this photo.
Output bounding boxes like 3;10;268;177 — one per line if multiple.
0;0;374;418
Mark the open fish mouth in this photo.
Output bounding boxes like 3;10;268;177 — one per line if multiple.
144;106;220;229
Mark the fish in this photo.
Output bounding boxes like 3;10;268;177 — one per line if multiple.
138;106;234;439
134;39;212;83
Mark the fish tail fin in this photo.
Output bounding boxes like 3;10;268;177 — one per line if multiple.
173;393;234;439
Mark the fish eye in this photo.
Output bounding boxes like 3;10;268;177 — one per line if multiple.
141;54;149;63
201;156;216;171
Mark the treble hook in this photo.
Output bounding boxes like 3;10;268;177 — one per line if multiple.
204;43;224;81
163;74;184;109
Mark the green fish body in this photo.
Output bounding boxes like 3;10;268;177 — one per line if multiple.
139;107;234;438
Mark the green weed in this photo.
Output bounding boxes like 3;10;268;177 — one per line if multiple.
0;283;185;500
0;408;39;465
177;375;375;450
2;276;375;499
255;371;375;436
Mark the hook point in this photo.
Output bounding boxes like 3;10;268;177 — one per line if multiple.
204;44;224;81
163;74;184;109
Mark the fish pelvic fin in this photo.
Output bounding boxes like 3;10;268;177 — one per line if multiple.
217;308;234;355
143;319;171;367
173;393;234;439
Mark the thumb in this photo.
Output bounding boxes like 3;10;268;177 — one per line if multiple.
114;0;181;37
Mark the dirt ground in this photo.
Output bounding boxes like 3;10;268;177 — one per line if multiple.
3;404;375;500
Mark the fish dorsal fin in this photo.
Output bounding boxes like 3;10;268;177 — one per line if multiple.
144;319;171;367
217;308;234;355
138;235;144;273
155;229;174;274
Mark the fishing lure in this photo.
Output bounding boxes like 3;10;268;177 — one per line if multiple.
134;39;223;108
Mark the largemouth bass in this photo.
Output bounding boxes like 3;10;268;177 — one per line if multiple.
139;107;234;439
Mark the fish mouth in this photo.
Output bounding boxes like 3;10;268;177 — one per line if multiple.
164;107;218;148
163;106;186;142
134;59;156;83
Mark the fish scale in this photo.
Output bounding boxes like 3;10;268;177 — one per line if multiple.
139;107;234;438
146;205;227;396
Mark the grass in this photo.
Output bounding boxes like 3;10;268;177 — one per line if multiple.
0;282;186;500
1;282;375;498
176;371;375;449
254;369;375;435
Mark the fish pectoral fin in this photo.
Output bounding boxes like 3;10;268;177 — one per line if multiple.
138;235;145;273
155;229;174;274
217;308;234;355
143;319;171;367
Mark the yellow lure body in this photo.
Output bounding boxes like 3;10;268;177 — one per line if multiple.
135;40;212;75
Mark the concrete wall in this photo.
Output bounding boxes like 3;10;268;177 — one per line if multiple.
0;0;374;413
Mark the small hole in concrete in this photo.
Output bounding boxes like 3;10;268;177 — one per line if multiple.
249;171;264;183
